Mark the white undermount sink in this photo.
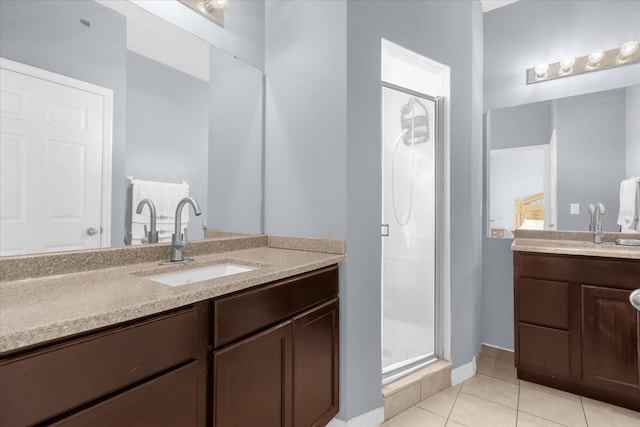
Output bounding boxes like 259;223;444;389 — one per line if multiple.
146;263;257;287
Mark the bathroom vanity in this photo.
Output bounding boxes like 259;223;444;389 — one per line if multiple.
0;235;342;427
512;233;640;411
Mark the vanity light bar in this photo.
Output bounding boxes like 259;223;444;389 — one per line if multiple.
526;41;640;84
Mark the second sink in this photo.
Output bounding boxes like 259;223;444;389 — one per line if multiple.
146;263;257;287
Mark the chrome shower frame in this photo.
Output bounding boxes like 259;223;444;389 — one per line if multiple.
380;81;445;383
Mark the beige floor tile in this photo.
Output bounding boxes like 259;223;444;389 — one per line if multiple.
384;383;421;420
581;396;640;421
446;420;468;427
583;403;640;427
517;412;565;427
519;380;581;402
476;355;519;385
451;382;462;390
476;355;496;376
461;374;519;409
417;387;460;418
518;387;587;427
495;351;515;364
449;392;517;427
381;406;447;427
480;345;515;364
490;359;519;384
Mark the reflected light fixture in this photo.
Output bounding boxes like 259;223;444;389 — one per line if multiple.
534;63;549;78
619;40;639;62
559;56;575;74
527;40;640;84
587;49;605;68
179;0;229;27
204;0;230;11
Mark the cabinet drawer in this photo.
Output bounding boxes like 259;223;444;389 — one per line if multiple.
517;252;640;289
0;308;198;427
518;278;569;329
518;323;570;378
213;266;338;347
50;361;198;427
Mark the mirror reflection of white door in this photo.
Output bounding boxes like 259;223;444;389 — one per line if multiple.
0;58;112;255
489;144;550;238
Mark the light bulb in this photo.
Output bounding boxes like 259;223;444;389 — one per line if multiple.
619;40;639;59
534;63;549;78
559;56;575;73
587;49;605;66
204;0;230;11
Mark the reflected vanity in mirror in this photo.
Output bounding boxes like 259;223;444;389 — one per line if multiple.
0;0;264;256
486;85;640;239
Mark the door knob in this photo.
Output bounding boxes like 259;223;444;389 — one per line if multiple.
86;227;99;236
630;289;640;311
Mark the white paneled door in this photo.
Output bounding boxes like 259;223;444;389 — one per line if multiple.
0;59;112;255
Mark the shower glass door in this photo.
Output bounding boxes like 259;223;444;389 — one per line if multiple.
382;84;438;381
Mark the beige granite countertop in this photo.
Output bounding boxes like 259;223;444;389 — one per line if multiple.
0;236;345;353
511;230;640;259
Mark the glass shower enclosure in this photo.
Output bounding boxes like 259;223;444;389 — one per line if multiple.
381;83;439;382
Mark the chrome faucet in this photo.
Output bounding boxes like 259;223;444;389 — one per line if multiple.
167;196;202;263
135;199;158;244
588;202;605;244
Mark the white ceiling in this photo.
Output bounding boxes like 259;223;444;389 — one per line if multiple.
481;0;520;13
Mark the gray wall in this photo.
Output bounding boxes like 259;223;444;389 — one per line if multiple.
489;102;552;150
0;0;127;247
264;0;348;239
266;0;483;421
208;46;263;234
482;0;640;351
556;90;626;232
131;0;265;71
627;86;640;177
125;51;209;239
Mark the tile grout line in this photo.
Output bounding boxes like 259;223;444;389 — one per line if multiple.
581;398;589;427
446;385;461;421
515;381;520;427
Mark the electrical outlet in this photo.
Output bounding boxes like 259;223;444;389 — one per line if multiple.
570;203;580;215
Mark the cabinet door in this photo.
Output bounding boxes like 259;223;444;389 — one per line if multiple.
213;321;293;427
583;286;640;394
293;298;339;427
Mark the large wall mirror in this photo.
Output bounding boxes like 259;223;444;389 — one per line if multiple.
0;0;263;256
486;85;640;239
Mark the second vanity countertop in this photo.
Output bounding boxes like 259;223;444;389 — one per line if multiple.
0;235;345;354
511;230;640;259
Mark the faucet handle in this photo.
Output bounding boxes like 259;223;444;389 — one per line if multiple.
182;227;193;252
141;225;149;244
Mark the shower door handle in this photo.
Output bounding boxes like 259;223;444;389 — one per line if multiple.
381;224;389;237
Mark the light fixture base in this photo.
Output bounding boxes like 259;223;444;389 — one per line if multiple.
526;43;639;84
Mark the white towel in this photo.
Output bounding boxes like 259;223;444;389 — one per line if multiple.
617;177;640;232
131;179;189;244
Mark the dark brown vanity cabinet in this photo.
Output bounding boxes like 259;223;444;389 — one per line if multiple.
514;251;640;411
0;265;339;427
212;266;339;427
0;305;209;427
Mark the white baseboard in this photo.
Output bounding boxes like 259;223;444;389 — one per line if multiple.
481;342;514;352
327;407;385;427
451;357;476;386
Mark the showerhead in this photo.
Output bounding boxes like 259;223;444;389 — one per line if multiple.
400;97;429;145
